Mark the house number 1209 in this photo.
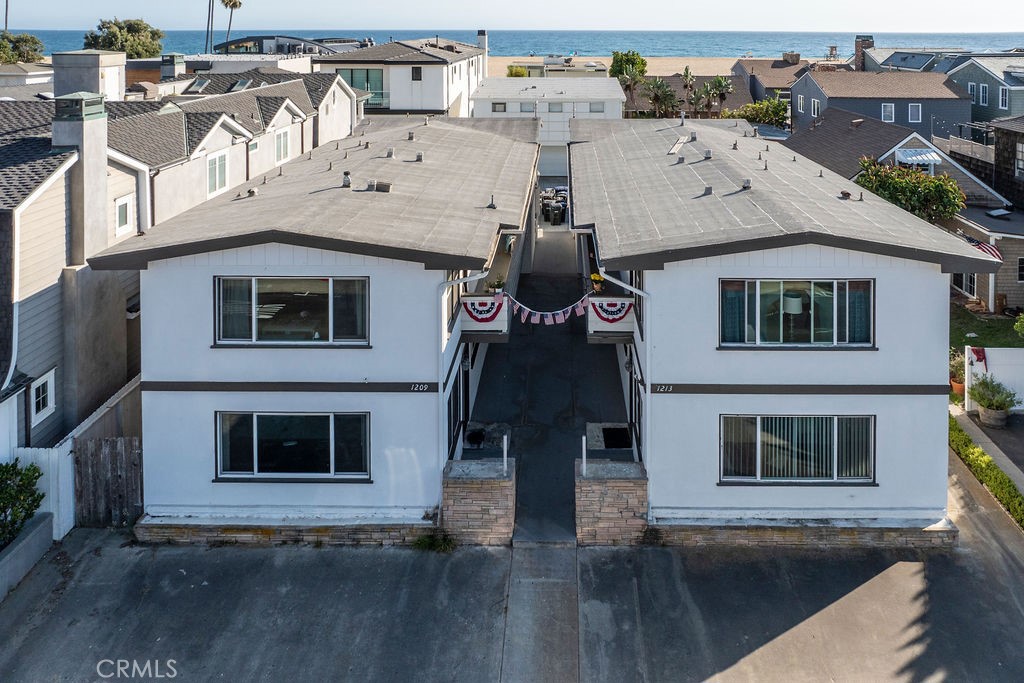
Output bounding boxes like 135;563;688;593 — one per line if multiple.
410;384;431;392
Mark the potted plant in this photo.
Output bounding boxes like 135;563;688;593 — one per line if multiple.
949;348;966;396
590;272;605;294
486;277;505;294
968;373;1020;428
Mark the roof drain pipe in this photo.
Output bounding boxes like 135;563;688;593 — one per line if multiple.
595;254;653;523
435;268;491;506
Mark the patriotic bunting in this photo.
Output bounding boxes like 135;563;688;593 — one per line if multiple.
490;292;593;327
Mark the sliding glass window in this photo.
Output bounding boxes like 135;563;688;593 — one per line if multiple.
721;415;874;482
720;279;872;346
217;277;368;344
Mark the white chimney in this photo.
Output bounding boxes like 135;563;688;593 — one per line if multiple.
161;53;186;80
477;30;489;79
52;50;126;102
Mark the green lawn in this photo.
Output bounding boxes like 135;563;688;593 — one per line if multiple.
950;304;1024;350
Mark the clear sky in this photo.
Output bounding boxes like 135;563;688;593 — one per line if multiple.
6;0;1020;32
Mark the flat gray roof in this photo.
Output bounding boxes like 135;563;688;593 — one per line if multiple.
470;78;625;101
90;118;539;271
569;119;1000;273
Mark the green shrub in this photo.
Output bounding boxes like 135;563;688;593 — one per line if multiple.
0;458;45;550
721;97;788;128
855;159;965;222
949;348;966;383
968;373;1020;411
949;415;1024;529
506;65;527;77
412;528;457;553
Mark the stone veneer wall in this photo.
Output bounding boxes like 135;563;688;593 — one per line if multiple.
441;458;516;546
575;459;649;546
133;521;429;546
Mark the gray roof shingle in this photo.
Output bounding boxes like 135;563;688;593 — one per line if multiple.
734;59;810;89
108;106;188;168
0;102;73;211
568;118;998;273
89;118;539;271
781;108;913;178
807;71;969;99
314;39;483;65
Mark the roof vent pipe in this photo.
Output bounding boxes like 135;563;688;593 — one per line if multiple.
676;155;685;164
342;171;351;188
487;194;497;209
416;151;425;162
367;179;377;191
690;131;697;142
732;141;738;150
386;147;395;158
704;149;713;159
408;131;415;141
741;178;752;190
703;185;712;196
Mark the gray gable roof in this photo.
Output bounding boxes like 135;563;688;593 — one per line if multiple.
175;69;344;109
176;80;315;136
108;105;188;168
315;39;483;65
993;115;1024;133
781;108;913;179
568;118;998;273
0;102;74;211
89;118;539;271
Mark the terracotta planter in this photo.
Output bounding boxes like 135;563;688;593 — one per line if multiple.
978;405;1009;429
950;379;965;396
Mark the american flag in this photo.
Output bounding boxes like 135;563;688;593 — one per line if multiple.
963;234;1002;261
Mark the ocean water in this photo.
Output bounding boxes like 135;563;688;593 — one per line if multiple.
15;29;1024;59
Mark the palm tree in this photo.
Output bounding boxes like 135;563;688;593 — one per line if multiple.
5;1;9;33
699;82;716;117
618;64;646;117
679;66;696;108
221;0;242;46
205;0;214;52
710;75;734;115
645;78;678;118
687;89;702;119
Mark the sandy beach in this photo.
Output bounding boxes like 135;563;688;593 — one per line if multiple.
488;55;741;78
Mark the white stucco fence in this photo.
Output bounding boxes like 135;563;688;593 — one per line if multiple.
964;347;1024;413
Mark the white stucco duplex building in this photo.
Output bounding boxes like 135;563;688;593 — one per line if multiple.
570;119;999;531
89;118;538;525
470;77;625;175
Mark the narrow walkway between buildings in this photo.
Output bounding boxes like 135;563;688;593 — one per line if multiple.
466;219;629;546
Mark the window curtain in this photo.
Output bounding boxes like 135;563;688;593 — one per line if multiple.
333;279;367;340
720;281;746;344
838;417;872;479
220;279;252;340
760;416;833;479
847;281;871;344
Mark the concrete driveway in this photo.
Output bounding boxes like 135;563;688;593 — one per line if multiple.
3;453;1024;682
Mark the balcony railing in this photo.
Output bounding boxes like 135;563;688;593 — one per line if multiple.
460;293;510;337
363;90;391;109
587;296;636;341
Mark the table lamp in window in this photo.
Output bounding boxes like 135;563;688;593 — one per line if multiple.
783;291;803;338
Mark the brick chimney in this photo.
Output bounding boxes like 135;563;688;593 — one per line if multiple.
854;35;874;71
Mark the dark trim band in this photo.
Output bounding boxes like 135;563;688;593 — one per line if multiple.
142;381;438;393
650;384;949;395
213;477;373;484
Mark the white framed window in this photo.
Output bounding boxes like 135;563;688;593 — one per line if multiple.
275;130;290;164
999;86;1009;110
520;101;535;113
30;369;56;427
492;102;506;113
908;103;922;123
797;94;804;113
721;415;874;483
719;279;873;346
548;102;563;113
952;272;977;297
968;82;976;103
218;412;370;479
1016;142;1024;178
881;102;895;122
207;151;228;197
810;98;820;117
114;194;135;237
588;101;605;113
217;277;369;345
980;83;989;106
248;140;259;153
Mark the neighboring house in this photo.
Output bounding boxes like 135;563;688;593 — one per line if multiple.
946;55;1024;123
629;74;753;117
0;63;53;87
0;84;55;101
568;118;997;530
469;77;624;174
313;34;488;115
733;54;810;102
991;116;1024;208
214;35;374;56
0;53;363;459
790;71;970;138
505;56;609;77
782;108;1007;207
87;118;539;526
126;53;313;87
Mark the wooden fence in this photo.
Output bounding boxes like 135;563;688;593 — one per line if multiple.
73;437;143;528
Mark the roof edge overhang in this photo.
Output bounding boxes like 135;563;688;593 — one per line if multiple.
87;229;488;272
596;230;1001;274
